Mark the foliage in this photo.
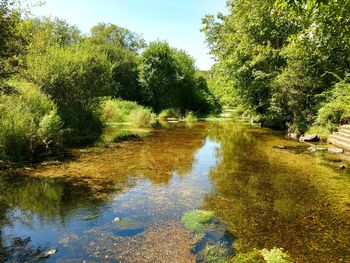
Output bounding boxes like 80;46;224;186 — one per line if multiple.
25;43;113;142
203;0;350;130
0;81;62;161
100;98;155;127
89;23;144;102
128;108;156;128
306;125;332;141
316;79;350;126
0;0;28;80
139;41;217;114
184;111;197;123
181;210;214;232
159;108;182;120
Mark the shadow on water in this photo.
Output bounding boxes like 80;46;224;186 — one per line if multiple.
204;122;350;262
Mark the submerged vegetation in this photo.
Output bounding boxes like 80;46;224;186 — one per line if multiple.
181;210;214;232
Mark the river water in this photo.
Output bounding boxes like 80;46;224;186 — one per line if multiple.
0;121;349;262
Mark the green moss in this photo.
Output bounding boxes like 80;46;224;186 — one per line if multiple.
205;243;230;263
231;250;265;263
261;248;292;263
181;210;214;232
231;248;292;263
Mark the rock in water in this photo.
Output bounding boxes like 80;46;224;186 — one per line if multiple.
36;248;58;259
328;147;344;154
286;133;299;140
308;146;317;153
299;134;320;142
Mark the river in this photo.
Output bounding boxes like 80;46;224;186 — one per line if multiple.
0;121;349;262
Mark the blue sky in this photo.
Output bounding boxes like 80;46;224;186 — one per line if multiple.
28;0;227;70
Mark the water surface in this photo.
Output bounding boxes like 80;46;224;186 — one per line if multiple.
0;121;349;262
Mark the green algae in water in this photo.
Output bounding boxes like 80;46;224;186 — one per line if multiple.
181;210;214;232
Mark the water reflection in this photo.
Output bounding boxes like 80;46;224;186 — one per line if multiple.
0;121;349;262
205;122;350;262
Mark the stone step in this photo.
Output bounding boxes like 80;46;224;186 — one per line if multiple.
339;124;350;131
339;128;350;135
329;134;350;144
336;131;350;138
328;136;350;151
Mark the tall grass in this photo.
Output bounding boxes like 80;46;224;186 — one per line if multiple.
0;81;63;161
100;98;155;127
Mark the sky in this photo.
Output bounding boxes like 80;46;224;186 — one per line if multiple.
28;0;227;70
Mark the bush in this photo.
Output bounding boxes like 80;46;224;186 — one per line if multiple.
317;81;350;126
100;98;155;127
306;125;332;141
128;108;155;128
185;111;197;123
0;81;62;161
25;44;113;142
159;108;182;120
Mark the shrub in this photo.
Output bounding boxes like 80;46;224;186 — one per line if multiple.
306;125;332;141
316;80;350;126
25;44;113;142
128;108;155;128
159;108;182;120
181;210;214;232
185;111;198;123
0;81;62;161
100;98;154;127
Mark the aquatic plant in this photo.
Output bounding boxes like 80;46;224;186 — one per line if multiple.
231;248;292;263
231;250;265;263
205;243;230;263
260;248;292;263
181;210;214;232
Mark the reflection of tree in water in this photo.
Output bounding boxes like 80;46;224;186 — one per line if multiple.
0;170;111;262
204;122;350;262
27;123;208;186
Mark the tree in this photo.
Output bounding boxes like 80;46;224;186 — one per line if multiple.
0;0;27;80
25;44;113;142
89;23;145;102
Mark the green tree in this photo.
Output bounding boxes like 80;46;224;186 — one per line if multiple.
89;23;144;102
25;44;113;143
0;0;27;81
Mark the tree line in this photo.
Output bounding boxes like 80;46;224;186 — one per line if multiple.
0;0;219;161
204;0;350;135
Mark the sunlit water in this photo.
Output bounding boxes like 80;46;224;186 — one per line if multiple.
0;121;349;262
